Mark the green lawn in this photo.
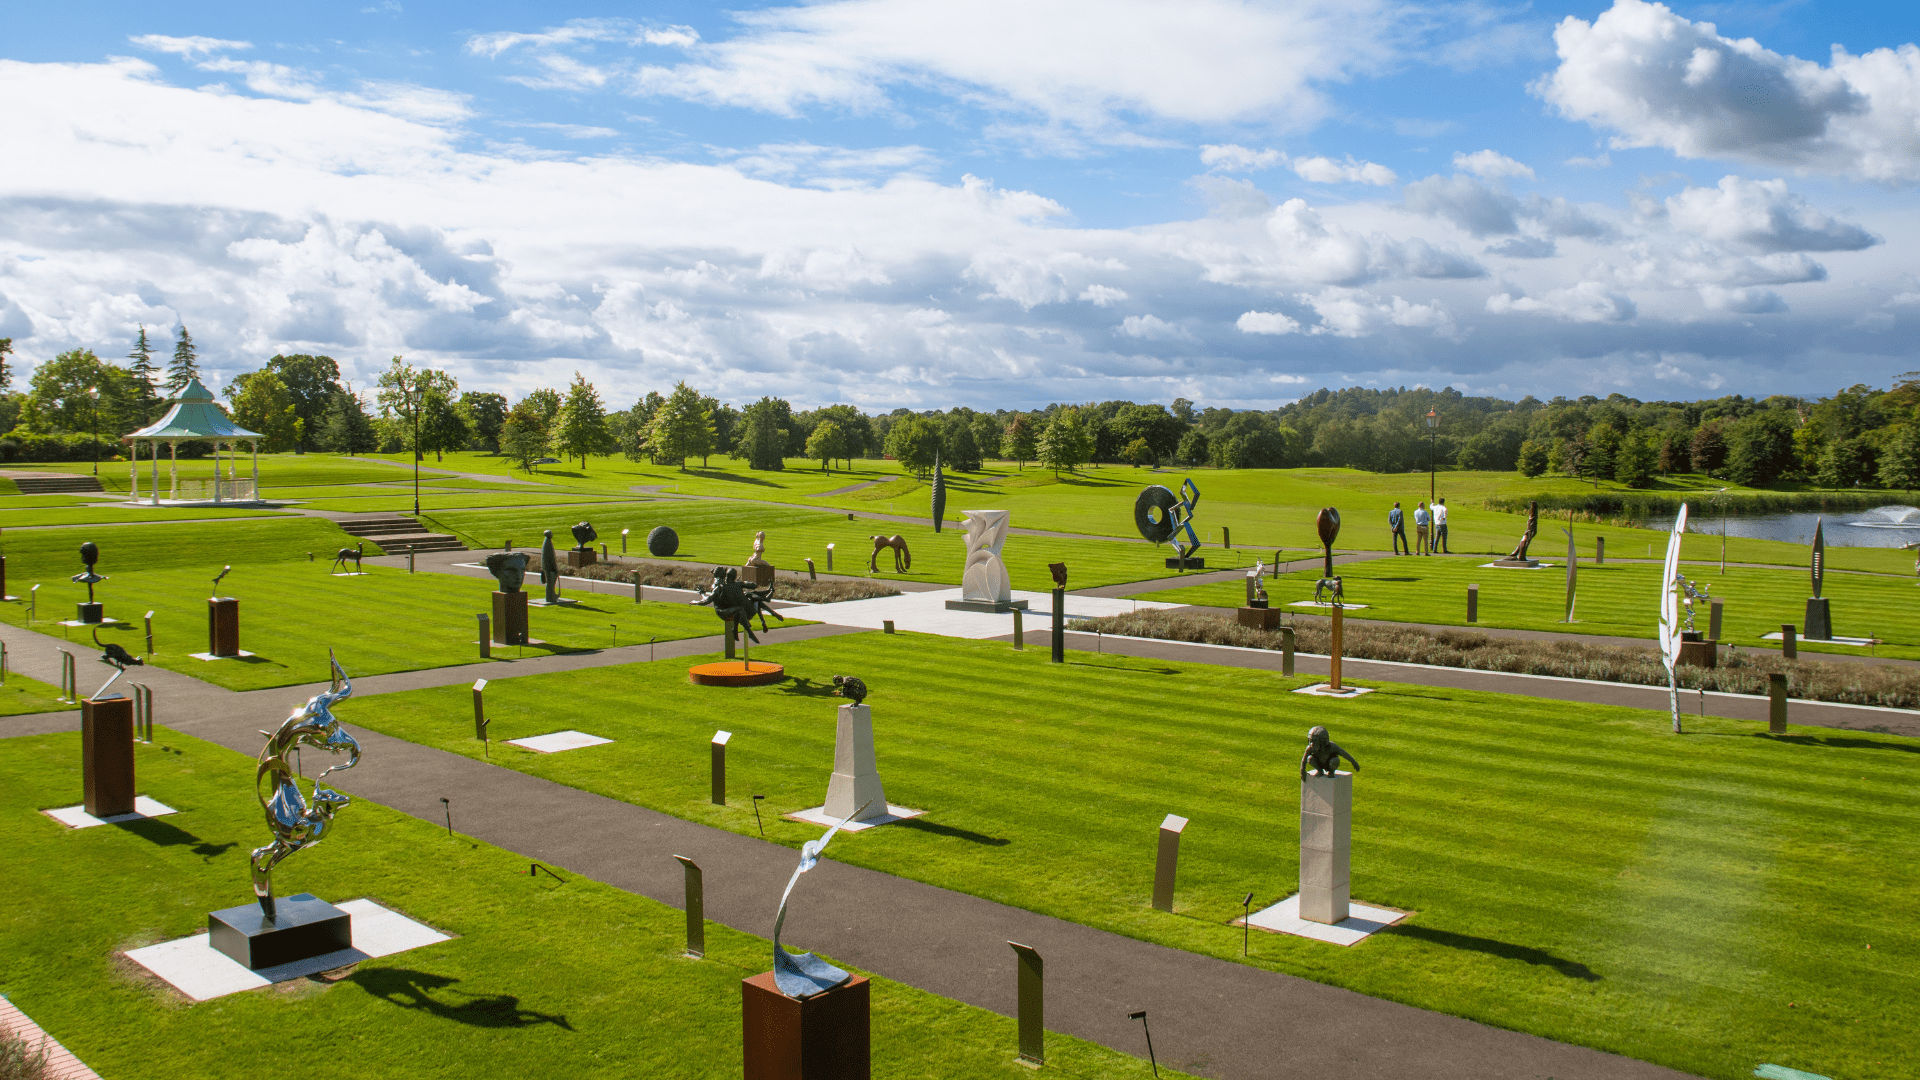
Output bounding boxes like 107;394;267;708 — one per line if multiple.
423;499;1257;594
348;633;1919;1080
7;453;436;493
0;494;116;508
0;564;743;691
286;492;645;513
0;519;384;582
0;672;71;717
0;728;1178;1079
1137;551;1920;660
0;505;293;527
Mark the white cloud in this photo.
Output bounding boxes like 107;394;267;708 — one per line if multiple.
1566;152;1612;169
1299;287;1457;338
1486;281;1637;322
1661;176;1878;252
715;142;938;185
1236;310;1302;334
1118;314;1194;341
1453;149;1535;180
1079;284;1127;306
128;35;251;58
1200;144;1282;172
500;121;622;139
1537;0;1920;183
1291;155;1397;185
1485;235;1557;258
1698;284;1787;313
1405;174;1614;240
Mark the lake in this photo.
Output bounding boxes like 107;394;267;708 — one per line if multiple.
1641;505;1920;548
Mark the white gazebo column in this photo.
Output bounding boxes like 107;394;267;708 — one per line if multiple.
213;440;223;503
250;440;259;502
129;441;139;500
150;439;160;505
169;441;177;501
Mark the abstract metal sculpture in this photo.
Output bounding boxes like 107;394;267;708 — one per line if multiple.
1804;517;1832;639
570;521;598;550
330;543;365;574
1048;562;1067;588
869;534;911;573
71;541;105;601
1299;725;1359;780
771;800;871;998
1316;508;1340;577
931;455;947;533
249;652;361;920
696;566;785;645
1135;480;1202;562
540;529;559;603
92;628;143;700
1657;504;1691;733
832;675;868;706
484;551;529;592
1508;501;1539;562
1811;517;1825;598
959;510;1013;607
647;525;679;557
212;565;232;593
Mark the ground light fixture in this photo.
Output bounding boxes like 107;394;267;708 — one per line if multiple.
1128;1011;1158;1077
1242;892;1254;956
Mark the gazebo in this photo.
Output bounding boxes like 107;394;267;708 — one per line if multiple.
124;377;265;505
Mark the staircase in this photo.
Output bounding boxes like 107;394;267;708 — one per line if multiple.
10;474;105;495
334;514;467;554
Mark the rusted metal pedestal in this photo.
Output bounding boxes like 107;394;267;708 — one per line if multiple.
742;972;870;1080
82;696;136;818
492;591;529;646
207;597;240;657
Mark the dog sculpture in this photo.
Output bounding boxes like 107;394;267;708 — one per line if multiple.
869;534;911;573
330;543;366;574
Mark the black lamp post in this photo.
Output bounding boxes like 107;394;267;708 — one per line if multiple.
1426;409;1438;507
89;386;101;476
409;375;423;517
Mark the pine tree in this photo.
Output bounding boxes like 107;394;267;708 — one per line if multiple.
126;326;160;421
167;327;201;392
322;388;379;455
0;337;12;392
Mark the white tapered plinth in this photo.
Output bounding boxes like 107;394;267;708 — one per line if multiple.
824;705;888;822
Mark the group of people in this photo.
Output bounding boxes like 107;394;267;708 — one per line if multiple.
1387;498;1450;555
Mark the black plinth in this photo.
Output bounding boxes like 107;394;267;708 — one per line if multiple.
1164;557;1206;570
209;893;353;970
77;601;104;624
492;590;529;645
208;597;240;657
1803;597;1832;641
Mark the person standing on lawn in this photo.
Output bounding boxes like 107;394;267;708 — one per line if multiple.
1388;502;1409;555
1433;497;1451;554
1414;501;1431;555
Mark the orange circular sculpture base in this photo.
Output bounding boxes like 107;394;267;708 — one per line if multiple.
688;661;787;687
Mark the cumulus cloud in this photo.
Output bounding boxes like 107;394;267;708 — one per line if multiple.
1200;144;1283;172
1405;173;1614;241
1079;284;1127;306
1661;175;1879;252
1299;287;1457;338
1453;149;1534;180
1698;284;1788;313
1236;310;1302;334
1291;155;1398;185
1485;235;1557;258
1118;314;1194;341
1486;281;1637;322
1537;0;1920;183
129;35;251;58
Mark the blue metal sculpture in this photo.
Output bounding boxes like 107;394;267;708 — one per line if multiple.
772;800;871;997
249;651;361;920
1134;479;1202;562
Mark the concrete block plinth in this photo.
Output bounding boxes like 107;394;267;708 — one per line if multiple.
1300;771;1352;925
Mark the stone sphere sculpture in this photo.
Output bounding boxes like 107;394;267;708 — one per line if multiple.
647;526;680;557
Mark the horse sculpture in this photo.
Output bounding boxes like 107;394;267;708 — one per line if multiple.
249;651;361;920
330;543;366;574
869;534;911;573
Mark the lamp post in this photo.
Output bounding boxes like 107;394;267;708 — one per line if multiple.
407;373;423;517
1425;409;1437;507
89;386;101;476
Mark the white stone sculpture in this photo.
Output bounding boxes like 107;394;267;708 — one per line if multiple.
960;510;1013;606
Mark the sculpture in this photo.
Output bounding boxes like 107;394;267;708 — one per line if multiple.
1657;504;1691;733
695;566;785;645
1048;562;1067;588
1811;517;1825;598
541;529;559;604
92;628;143;699
249;652;361;920
1313;576;1344;604
330;543;365;574
1315;508;1341;577
570;521;597;551
771;800;871;998
746;530;772;569
212;565;232;593
484;551;530;592
1508;501;1539;562
1804;517;1833;639
931;455;947;534
647;525;679;557
959;510;1013;607
1134;480;1202;563
1299;725;1359;780
71;541;105;601
833;675;868;706
869;534;911;573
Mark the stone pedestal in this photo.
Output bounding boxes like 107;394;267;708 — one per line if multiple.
1237;606;1280;630
743;563;776;588
1676;630;1717;669
566;548;597;569
207;893;352;970
1803;597;1832;641
824;704;887;822
207;597;240;657
0;553;14;600
77;601;104;624
1299;772;1352;925
492;591;529;645
82;696;136;818
1490;558;1540;568
741;971;870;1080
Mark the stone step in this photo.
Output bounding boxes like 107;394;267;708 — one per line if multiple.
374;536;467;553
11;475;106;494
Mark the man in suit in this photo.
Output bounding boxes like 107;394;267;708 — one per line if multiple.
1388;502;1409;555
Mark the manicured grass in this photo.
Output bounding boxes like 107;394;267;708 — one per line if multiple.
349;633;1920;1080
0;519;383;582
286;492;643;513
0;505;292;527
0;728;1178;1078
367;449;909;500
7;453;435;493
0;672;71;716
0;564;743;691
1137;552;1920;660
423;500;1258;593
0;494;113;508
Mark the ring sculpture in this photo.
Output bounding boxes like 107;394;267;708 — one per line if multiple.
1299;725;1360;780
249;651;361;921
1134;479;1202;562
869;534;911;573
330;543;365;574
695;566;785;645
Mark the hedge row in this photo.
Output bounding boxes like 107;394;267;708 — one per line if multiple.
0;433;215;463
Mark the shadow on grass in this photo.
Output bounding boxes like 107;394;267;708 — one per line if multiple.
1383;924;1601;982
114;817;238;860
1758;733;1920;753
897;818;1011;847
777;676;845;700
353;968;575;1030
678;468;782;488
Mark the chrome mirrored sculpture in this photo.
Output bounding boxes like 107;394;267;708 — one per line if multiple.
1134;479;1202;562
1657;504;1691;734
771;800;870;998
250;651;361;921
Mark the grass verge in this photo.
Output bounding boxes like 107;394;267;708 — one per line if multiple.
0;672;72;717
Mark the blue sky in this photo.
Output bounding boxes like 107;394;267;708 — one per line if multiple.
3;0;1918;411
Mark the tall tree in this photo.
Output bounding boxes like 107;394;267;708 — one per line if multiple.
419;389;472;461
805;420;848;471
261;354;343;453
1004;413;1036;469
738;397;790;471
1036;408;1091;475
457;391;509;452
167;327;200;392
374;357;458;460
1878;426;1920;493
551;372;611;470
884;414;941;476
125;327;160;421
501;395;551;471
226;370;301;452
321;388;379;455
0;337;12;392
642;381;713;470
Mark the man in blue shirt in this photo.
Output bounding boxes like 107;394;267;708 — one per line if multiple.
1414;502;1431;555
1388;502;1409;555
